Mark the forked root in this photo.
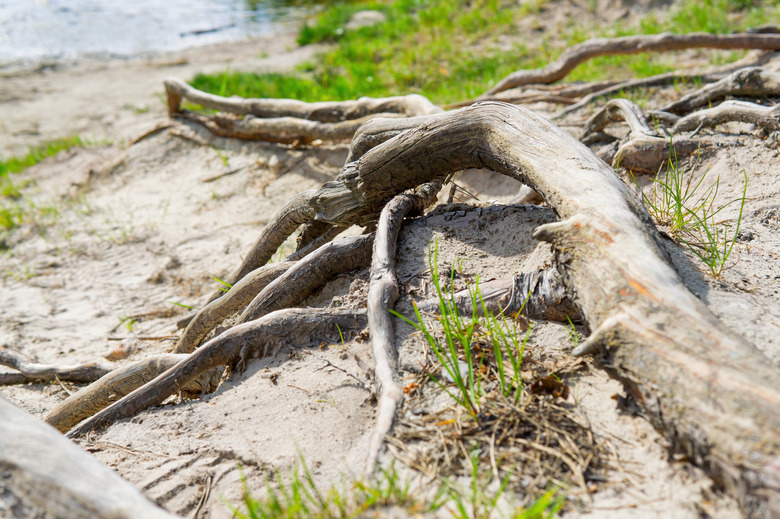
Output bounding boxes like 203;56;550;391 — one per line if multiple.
66;308;367;438
0;346;114;385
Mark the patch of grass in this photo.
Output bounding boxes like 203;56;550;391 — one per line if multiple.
231;459;422;518
191;0;544;105
392;241;531;416
0;137;86;237
630;143;749;277
190;0;778;104
0;136;85;178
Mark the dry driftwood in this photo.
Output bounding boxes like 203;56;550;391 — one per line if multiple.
195;101;777;516
0;396;177;519
487;32;780;94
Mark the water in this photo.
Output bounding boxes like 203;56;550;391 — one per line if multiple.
0;0;318;69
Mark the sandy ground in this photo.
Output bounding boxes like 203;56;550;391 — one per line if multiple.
2;8;780;519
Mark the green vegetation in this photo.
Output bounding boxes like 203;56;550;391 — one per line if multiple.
1;137;85;237
393;242;530;415
190;0;778;105
630;145;749;277
231;456;562;518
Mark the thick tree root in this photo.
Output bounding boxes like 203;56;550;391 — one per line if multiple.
164;77;442;144
487;32;780;95
1;397;177;519
238;234;374;323
415;268;583;323
44;354;217;433
365;179;442;473
661;66;780;115
582;98;707;173
66;308;367;438
0;346;114;385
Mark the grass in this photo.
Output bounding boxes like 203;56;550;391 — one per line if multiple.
630;143;749;277
392;241;531;417
1;137;86;238
231;456;562;519
188;0;779;106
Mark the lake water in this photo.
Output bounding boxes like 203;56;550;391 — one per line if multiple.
0;0;318;69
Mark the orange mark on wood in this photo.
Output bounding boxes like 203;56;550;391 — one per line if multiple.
594;229;614;244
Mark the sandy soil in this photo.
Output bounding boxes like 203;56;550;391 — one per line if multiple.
2;6;780;519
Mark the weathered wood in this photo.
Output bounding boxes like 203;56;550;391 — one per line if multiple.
672;99;780;132
0;346;113;384
175;110;405;144
0;396;177;519
44;354;216;432
365;180;442;473
487;32;780;94
238;234;374;323
164;77;442;121
555;49;776;118
66;308;368;438
415;268;583;323
175;261;293;353
661;66;780;114
583;98;656;137
282;102;780;517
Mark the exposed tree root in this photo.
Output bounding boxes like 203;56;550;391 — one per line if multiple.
415;268;583;324
555;50;777;118
44;354;217;433
581;98;708;173
0;346;114;385
672;99;780;132
174;110;405;145
164;77;443;120
164;77;442;145
487;32;780;95
1;397;177;519
661;66;780;115
237;234;374;323
175;262;293;353
66;308;367;438
365;179;442;473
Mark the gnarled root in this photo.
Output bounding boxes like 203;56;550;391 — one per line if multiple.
672;99;780;132
44;354;218;432
661;66;780;115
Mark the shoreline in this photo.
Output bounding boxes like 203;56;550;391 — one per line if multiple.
0;21;323;157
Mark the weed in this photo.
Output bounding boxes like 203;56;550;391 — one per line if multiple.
392;241;531;415
168;301;201;311
630;143;749;277
0;136;85;178
231;459;421;518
